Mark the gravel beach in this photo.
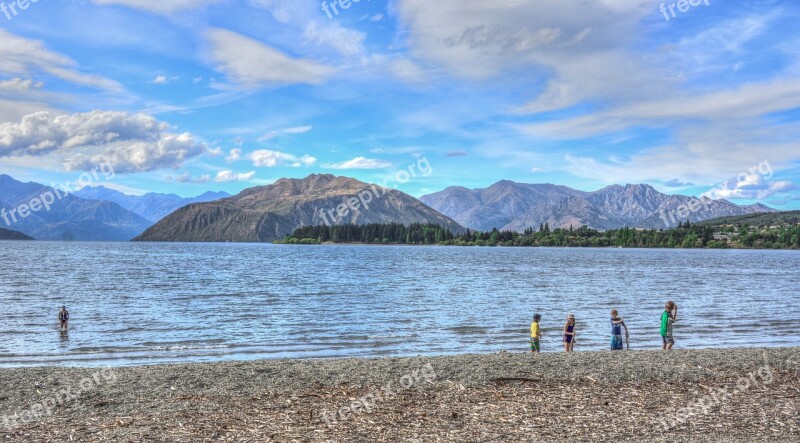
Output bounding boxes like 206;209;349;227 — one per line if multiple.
1;347;798;442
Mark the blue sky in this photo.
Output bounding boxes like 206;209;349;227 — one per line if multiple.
0;0;798;208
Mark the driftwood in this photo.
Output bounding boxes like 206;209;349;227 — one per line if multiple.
491;377;541;383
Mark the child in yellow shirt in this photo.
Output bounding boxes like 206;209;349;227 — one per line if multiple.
530;314;541;353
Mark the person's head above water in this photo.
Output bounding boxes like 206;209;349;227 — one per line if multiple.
61;305;66;310
611;309;618;317
665;301;675;311
533;314;541;322
567;313;575;322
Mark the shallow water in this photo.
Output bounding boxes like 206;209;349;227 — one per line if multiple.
0;242;797;367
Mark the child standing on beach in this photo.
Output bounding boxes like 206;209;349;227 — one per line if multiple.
660;301;678;350
530;314;541;353
563;314;576;352
610;309;628;351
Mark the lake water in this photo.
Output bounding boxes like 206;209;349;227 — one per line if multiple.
0;242;798;367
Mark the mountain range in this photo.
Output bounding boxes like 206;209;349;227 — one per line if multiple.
0;174;152;241
420;181;775;232
74;186;231;222
135;174;465;242
0;172;780;242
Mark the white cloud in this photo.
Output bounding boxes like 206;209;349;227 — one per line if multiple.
249;149;316;167
303;21;365;57
232;137;244;146
664;179;694;188
370;14;384;22
0;111;206;173
396;0;652;94
215;170;256;183
205;28;335;88
226;148;242;163
150;75;178;85
0;78;44;93
0;29;124;93
258;125;313;141
207;147;224;157
702;175;796;200
0;98;63;123
323;156;392;170
91;0;219;14
525;79;800;140
168;172;211;184
284;125;313;135
389;59;429;84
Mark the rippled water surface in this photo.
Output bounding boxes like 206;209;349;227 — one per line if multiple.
0;242;798;367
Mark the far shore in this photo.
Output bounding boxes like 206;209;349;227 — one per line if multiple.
1;347;798;442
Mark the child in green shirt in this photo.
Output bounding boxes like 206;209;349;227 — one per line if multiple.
660;301;677;350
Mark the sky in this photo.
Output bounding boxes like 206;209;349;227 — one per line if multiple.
0;0;798;208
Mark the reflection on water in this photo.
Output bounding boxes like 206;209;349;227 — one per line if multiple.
0;241;798;367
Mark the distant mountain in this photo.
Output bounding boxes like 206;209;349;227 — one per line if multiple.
697;210;800;227
135;174;465;242
422;181;776;231
0;175;152;241
419;181;588;232
74;186;230;222
0;227;33;240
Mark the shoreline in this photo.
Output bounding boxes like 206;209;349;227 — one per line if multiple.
2;343;799;369
1;347;798;441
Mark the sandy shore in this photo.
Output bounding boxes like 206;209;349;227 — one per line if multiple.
1;347;798;442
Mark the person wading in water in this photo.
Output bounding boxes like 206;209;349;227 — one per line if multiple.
59;306;70;332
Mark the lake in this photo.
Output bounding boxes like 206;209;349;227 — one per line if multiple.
0;242;797;367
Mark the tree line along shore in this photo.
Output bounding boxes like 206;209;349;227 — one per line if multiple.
277;220;800;249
